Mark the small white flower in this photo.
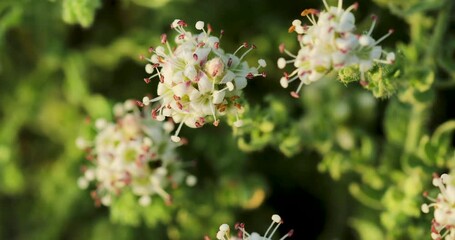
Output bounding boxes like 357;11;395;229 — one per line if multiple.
77;100;191;207
141;20;265;140
422;173;455;239
213;214;293;240
278;0;394;98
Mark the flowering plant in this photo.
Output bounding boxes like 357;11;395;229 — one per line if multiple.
278;0;395;98
141;19;266;142
0;0;454;239
76;100;192;207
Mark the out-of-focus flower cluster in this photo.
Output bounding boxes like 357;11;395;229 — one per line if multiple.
76;100;195;207
141;19;266;142
422;173;455;240
208;214;293;240
278;0;395;98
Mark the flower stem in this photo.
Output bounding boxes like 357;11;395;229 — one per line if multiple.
425;0;453;65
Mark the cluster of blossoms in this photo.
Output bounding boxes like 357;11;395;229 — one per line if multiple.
421;173;455;240
277;0;395;98
207;214;293;240
76;100;196;207
141;19;266;142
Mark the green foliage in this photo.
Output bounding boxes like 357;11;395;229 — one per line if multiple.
0;0;454;239
61;0;101;28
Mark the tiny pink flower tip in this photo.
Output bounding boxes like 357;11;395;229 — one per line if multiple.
143;78;151;84
243;42;249;48
136;101;145;107
139;55;144;60
279;43;285;53
246;73;254;79
177;20;187;27
151;109;157;119
204;236;211;240
213;120;220;127
235;222;240;229
261;72;267;78
207;23;213;32
148;47;154;53
352;2;359;10
290;91;300;98
287;229;294;237
251;44;257;49
371;15;377;21
214;42;220;49
423;191;429;197
193;53;199;61
389;29;395;34
432;224;439;233
161;34;167;44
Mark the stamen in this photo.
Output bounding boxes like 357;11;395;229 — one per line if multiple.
374;29;394;45
337;0;343;14
161;34;167;44
171;120;185;142
280;229;294;240
322;0;330;10
367;15;377;36
233;43;247;55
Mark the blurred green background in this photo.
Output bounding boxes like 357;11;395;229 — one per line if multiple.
0;0;454;239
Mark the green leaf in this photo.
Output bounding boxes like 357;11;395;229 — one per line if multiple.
62;0;101;28
82;95;112;120
349;218;385;240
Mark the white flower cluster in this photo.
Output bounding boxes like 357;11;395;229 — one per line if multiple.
422;173;455;240
76;100;195;207
211;214;293;240
141;19;266;142
277;0;395;98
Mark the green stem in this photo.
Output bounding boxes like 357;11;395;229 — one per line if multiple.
425;0;453;65
405;106;424;152
401;105;426;170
